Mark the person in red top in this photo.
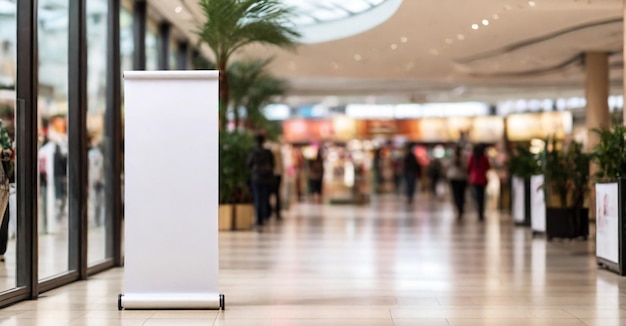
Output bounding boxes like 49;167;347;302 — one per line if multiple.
468;144;490;221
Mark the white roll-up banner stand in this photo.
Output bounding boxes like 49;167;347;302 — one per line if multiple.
530;174;546;233
119;71;224;310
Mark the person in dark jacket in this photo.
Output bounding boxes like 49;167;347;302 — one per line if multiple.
403;143;421;204
246;133;275;229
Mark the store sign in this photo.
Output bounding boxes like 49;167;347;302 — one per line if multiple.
507;111;573;141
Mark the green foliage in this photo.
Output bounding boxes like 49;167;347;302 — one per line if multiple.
568;142;591;210
219;131;254;204
541;137;590;208
196;0;300;129
228;58;288;133
507;143;541;178
590;124;626;181
0;104;13;119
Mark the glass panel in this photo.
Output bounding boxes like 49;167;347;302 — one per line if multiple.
0;0;17;292
169;39;178;70
38;0;70;280
145;21;157;71
87;0;107;265
120;8;133;73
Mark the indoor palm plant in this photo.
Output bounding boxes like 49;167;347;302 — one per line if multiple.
542;138;590;240
197;0;300;130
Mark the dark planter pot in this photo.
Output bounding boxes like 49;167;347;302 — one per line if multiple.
545;207;589;241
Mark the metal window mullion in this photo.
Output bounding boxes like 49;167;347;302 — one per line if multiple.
132;0;146;70
15;0;39;299
68;0;88;280
158;22;170;70
105;0;123;266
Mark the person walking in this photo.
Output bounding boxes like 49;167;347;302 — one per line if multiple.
268;142;284;220
446;146;468;219
247;133;275;229
468;144;490;221
308;150;325;204
402;143;421;205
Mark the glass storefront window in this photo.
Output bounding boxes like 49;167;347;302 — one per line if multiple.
38;0;70;280
0;0;17;292
169;39;178;70
120;8;133;73
145;21;158;71
87;0;107;266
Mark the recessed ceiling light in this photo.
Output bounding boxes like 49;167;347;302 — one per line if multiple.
175;5;183;13
354;54;362;61
445;38;453;44
482;19;489;26
391;43;398;50
528;1;536;7
492;14;500;20
331;62;339;69
430;49;439;56
504;5;512;10
400;36;408;43
471;24;479;30
457;34;465;40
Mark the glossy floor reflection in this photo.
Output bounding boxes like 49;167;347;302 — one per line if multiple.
1;195;625;325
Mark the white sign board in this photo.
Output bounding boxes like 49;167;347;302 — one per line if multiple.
121;71;221;309
530;175;546;232
512;176;525;223
596;183;619;263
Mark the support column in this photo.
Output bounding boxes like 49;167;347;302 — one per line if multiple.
158;22;170;70
622;0;626;124
132;0;146;70
585;52;610;150
585;52;610;221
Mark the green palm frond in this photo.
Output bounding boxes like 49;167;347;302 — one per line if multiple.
197;0;300;65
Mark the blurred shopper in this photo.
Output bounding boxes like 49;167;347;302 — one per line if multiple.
446;146;468;219
426;158;443;198
402;143;421;205
468;144;490;221
268;142;284;220
308;150;325;203
88;137;104;227
0;121;12;262
247;133;275;228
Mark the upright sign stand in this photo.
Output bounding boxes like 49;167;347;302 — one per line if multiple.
530;174;546;235
119;71;224;310
596;180;626;275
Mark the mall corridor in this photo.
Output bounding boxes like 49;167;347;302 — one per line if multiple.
0;195;618;325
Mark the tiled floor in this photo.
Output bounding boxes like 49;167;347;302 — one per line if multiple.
0;194;624;325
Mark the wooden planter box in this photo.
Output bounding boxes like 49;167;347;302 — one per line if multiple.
234;204;254;230
218;205;234;231
545;207;589;241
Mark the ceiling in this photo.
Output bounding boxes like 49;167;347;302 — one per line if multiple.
150;0;625;105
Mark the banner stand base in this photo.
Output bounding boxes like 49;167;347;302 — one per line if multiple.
118;294;225;310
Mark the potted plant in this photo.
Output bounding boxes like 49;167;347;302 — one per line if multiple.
507;143;540;226
219;131;254;230
590;124;626;274
542;138;590;240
